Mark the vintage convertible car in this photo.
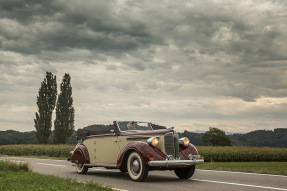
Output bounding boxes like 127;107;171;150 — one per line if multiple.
69;121;204;181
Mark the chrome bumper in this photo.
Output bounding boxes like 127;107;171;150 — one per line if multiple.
148;159;204;167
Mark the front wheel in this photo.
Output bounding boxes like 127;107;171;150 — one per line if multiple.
76;163;88;174
127;152;149;181
174;166;195;179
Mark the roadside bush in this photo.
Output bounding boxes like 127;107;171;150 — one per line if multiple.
0;160;29;171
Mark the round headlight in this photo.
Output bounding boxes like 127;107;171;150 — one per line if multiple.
179;137;190;147
147;137;159;147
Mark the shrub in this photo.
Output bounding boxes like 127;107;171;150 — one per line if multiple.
0;160;30;171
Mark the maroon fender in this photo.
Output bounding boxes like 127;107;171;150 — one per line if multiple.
116;141;166;167
70;144;90;165
179;144;199;159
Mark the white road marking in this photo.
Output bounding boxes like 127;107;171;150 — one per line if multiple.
19;157;67;162
111;187;129;191
197;169;287;178
91;168;119;172
10;160;25;163
37;162;67;167
35;158;68;162
193;179;287;191
0;159;26;163
0;157;67;162
77;181;128;191
91;169;110;172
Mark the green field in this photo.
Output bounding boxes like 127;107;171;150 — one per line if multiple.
197;146;287;162
197;162;287;176
0;145;287;162
1;145;287;176
0;160;113;191
0;144;74;158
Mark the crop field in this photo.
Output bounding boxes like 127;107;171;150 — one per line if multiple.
197;146;287;162
0;145;74;158
0;145;287;162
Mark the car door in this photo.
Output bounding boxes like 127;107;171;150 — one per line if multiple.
93;136;121;165
84;136;120;165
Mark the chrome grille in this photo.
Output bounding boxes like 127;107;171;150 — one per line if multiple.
164;132;179;159
174;132;179;159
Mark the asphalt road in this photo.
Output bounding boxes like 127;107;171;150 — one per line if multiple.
1;156;287;191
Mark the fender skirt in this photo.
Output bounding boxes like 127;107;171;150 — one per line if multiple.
70;144;90;165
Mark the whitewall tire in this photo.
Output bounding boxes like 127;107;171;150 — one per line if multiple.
127;151;148;181
76;163;88;174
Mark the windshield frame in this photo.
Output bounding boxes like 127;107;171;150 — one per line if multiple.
116;121;154;132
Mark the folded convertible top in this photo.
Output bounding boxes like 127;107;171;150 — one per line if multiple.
76;129;111;141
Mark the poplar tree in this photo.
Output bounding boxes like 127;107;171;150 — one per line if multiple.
54;73;75;144
34;72;57;144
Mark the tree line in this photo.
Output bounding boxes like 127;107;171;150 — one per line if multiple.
1;125;286;147
179;128;287;147
0;130;77;145
34;72;74;144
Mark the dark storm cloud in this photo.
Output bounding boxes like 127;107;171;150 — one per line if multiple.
0;0;60;23
0;0;162;55
1;0;287;131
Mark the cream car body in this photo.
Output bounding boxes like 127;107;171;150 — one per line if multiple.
69;121;204;181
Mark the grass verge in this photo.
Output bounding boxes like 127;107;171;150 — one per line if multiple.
0;160;113;191
196;162;287;176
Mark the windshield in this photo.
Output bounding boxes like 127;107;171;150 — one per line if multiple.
117;121;153;131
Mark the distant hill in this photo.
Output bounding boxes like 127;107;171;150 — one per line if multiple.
0;130;77;145
0;130;38;145
83;124;115;131
180;128;287;147
229;128;287;147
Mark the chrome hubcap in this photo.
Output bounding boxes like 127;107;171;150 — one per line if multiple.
132;160;140;172
76;164;82;170
130;157;141;175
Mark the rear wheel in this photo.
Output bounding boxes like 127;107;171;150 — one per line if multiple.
174;166;195;179
76;163;88;174
127;152;148;181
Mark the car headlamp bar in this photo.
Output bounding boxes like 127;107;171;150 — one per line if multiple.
179;137;190;147
147;137;159;147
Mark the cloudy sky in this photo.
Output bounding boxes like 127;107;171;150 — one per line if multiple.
1;0;287;133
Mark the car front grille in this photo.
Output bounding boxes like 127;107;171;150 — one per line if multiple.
164;132;179;159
